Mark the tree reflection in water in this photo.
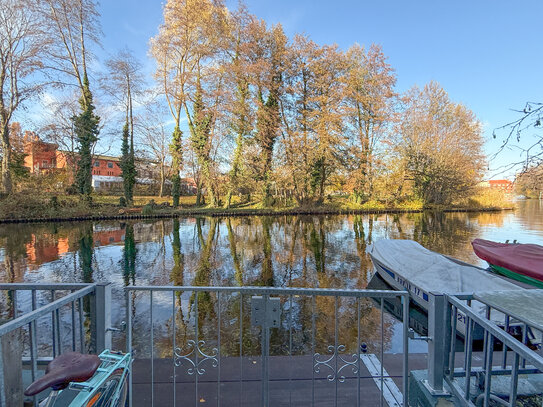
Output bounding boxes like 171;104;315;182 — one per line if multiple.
2;201;542;358
122;223;137;286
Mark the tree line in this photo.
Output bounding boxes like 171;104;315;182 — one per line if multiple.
0;0;486;208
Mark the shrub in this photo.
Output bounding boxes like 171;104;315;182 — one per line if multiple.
49;196;59;210
142;204;153;215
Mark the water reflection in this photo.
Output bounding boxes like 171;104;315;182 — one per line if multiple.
1;200;542;356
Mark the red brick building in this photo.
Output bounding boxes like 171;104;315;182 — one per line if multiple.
23;135;60;172
22;136;187;194
24;135;122;178
488;179;514;193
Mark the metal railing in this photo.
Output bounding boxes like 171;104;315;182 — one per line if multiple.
0;283;111;407
425;292;543;407
125;286;410;407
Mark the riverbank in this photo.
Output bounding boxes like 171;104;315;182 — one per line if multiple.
0;192;515;224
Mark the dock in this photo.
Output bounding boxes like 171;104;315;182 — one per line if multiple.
130;354;427;407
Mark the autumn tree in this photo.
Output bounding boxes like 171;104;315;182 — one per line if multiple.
42;0;101;198
0;0;48;194
223;7;254;208
395;82;485;205
2;123;29;183
280;37;347;203
343;44;396;203
280;35;318;204
515;164;543;198
150;20;184;206
151;0;227;207
137;100;172;198
103;49;144;204
246;20;288;205
39;95;80;182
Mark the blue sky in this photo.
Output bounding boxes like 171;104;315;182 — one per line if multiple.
96;0;543;179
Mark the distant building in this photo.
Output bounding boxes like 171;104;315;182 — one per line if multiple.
180;177;198;195
22;136;191;194
23;135;61;172
487;179;514;193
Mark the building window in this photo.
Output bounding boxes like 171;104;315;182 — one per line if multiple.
42;160;48;167
107;162;113;168
94;161;100;167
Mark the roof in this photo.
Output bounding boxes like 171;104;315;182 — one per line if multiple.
94;155;120;162
488;179;513;184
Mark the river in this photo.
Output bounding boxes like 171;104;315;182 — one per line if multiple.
1;199;542;355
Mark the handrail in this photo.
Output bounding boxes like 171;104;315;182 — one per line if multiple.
0;285;96;336
473;292;543;332
125;285;409;297
446;295;543;370
0;283;93;291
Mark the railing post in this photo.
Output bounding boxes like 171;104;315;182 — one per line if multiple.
91;283;112;353
0;329;23;407
0;336;5;407
424;292;449;395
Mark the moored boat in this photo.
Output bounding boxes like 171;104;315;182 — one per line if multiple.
367;239;525;339
472;239;543;288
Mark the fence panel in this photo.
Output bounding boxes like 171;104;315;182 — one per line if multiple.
0;283;106;407
125;286;410;407
428;292;543;407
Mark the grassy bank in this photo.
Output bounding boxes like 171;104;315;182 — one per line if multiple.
0;190;515;224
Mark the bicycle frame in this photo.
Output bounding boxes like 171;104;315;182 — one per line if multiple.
41;350;131;407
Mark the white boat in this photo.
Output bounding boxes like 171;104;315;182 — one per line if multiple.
367;239;525;339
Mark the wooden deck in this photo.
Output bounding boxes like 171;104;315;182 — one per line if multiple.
131;353;429;406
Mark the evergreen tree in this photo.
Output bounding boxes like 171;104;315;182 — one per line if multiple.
122;223;137;286
189;81;218;206
120;121;136;204
170;126;183;207
74;75;99;199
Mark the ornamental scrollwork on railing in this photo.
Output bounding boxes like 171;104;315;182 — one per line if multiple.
313;344;359;382
174;339;218;375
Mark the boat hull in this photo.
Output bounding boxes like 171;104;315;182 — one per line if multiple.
472;239;543;286
489;264;543;289
369;254;474;338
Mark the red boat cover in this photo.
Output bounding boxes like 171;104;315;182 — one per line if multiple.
471;239;543;282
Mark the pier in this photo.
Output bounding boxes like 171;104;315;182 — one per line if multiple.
0;284;542;406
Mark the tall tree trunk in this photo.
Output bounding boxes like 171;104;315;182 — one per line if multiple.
1;124;12;194
159;165;165;197
196;181;202;206
225;133;244;209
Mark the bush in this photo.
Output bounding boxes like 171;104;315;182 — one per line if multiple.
395;198;424;210
142;204;153;215
119;196;127;207
65;184;78;195
463;187;514;209
48;196;59;210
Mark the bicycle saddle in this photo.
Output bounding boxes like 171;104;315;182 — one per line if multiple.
24;352;101;396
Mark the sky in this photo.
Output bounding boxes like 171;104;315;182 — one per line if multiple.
91;1;543;179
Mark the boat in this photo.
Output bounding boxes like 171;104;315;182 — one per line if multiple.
366;239;525;339
472;239;543;288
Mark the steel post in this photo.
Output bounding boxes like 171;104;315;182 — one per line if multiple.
92;283;112;353
0;338;5;407
425;293;449;395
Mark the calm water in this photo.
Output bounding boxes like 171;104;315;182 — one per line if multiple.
1;200;542;356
